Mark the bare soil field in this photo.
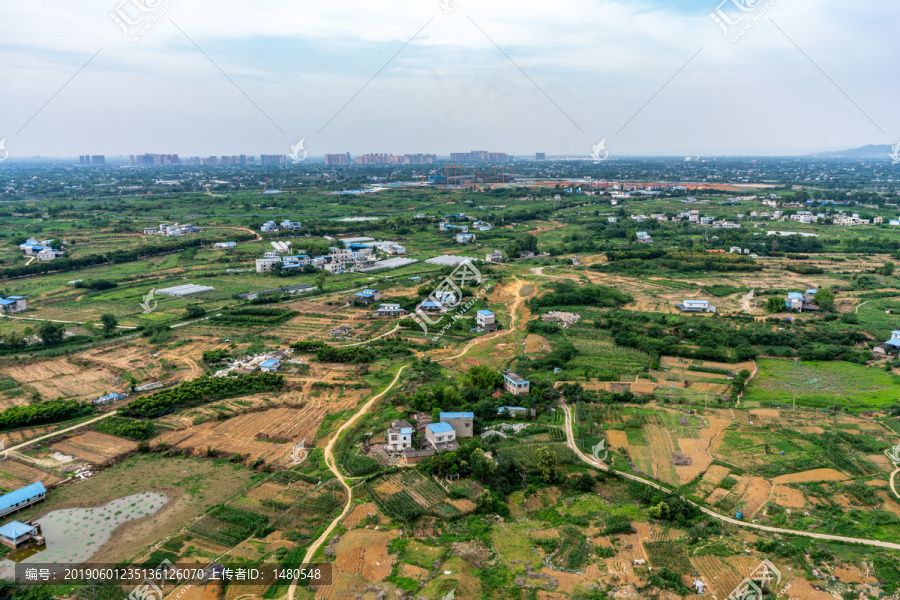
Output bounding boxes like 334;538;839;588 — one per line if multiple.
342;502;381;528
49;431;137;464
772;468;848;484
606;430;629;451
0;459;60;490
157;406;319;466
1;426;54;447
317;529;399;599
771;485;806;508
1;358;120;400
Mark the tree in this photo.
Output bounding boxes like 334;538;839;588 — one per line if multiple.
38;321;65;346
764;296;784;313
814;289;835;312
536;446;558;483
471;448;496;483
878;261;896;276
649;501;671;520
467;365;504;390
185;305;206;318
573;472;595;492
100;313;118;334
315;271;327;291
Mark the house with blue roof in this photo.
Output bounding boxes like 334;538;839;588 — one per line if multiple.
502;370;530;396
352;289;381;305
260;359;280;372
439;412;474;438
387;420;414;451
0;482;46;519
476;310;496;332
0;296;27;314
876;331;900;356
425;422;459;451
787;291;819;312
0;520;39;549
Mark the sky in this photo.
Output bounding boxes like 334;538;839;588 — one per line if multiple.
1;0;898;158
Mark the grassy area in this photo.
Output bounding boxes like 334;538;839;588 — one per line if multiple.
745;358;900;408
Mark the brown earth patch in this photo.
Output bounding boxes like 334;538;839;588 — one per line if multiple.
772;485;806;508
606;430;629;451
342;502;381;528
49;431;137;464
773;468;848;484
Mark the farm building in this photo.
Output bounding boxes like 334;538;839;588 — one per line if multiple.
786;292;818;312
439;412;474;438
875;331;900;355
156;284;216;297
425;422;459;451
498;406;535;418
330;325;352;337
214;241;237;249
419;300;443;313
261;221;279;232
0;297;27;314
259;359;280;372
0;482;46;519
455;233;475;244
403;447;435;464
677;300;716;313
93;392;125;405
502;371;530;396
352;289;380;305
373;303;408;317
387;420;414;451
414;412;432;435
476;310;497;332
485;250;503;263
0;521;41;549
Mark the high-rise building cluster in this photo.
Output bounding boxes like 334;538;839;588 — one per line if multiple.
79;155;106;165
260;155;286;166
130;154;180;165
449;151;509;162
354;153;437;165
324;153;352;166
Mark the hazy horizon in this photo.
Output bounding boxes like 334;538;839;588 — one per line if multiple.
2;0;898;159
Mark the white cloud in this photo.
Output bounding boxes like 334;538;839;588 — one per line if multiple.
0;0;897;156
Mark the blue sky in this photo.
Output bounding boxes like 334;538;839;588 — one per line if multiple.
0;0;897;158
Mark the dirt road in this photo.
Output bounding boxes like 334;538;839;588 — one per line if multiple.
289;365;410;600
560;403;900;550
438;278;529;363
1;412;116;454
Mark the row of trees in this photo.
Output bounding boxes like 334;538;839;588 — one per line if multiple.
119;373;284;418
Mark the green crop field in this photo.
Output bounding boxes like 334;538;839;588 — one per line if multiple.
745;359;900;408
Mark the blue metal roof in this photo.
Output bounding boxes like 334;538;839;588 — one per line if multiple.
884;339;900;347
0;482;45;513
499;406;526;412
260;359;280;368
0;299;15;306
787;292;804;299
427;422;454;434
399;428;413;435
476;310;494;316
355;292;373;298
0;521;34;540
806;289;818;294
421;301;441;307
440;412;474;420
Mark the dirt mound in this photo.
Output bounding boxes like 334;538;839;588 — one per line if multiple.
450;540;491;568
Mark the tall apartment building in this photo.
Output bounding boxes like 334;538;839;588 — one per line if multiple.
535;152;546;160
325;153;352;165
450;151;508;162
260;155;286;165
129;154;180;165
91;155;106;165
354;153;436;165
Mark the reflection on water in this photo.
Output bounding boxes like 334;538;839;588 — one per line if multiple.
0;491;167;578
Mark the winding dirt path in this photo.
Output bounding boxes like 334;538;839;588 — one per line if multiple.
560;402;900;550
437;277;530;363
288;365;410;600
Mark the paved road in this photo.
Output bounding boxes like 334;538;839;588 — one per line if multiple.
288;365;410;600
560;403;900;550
